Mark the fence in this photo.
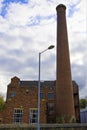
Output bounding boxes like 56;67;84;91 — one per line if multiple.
80;107;87;123
0;124;87;130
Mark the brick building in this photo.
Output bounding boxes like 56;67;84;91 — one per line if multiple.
0;76;80;124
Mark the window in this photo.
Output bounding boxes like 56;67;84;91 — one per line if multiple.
48;92;54;99
40;93;45;99
10;92;16;98
14;109;23;124
48;103;54;114
49;86;55;90
40;85;44;89
30;108;38;124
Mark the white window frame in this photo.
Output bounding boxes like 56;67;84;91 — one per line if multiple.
30;108;38;124
14;108;23;124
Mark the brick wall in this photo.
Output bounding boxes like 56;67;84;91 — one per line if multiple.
0;76;47;124
0;77;56;124
0;76;80;124
73;81;80;123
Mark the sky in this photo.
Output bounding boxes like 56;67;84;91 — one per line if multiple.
0;0;87;99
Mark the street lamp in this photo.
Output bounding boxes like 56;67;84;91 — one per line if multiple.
37;45;54;130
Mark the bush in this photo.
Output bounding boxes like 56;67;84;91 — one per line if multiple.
0;96;5;111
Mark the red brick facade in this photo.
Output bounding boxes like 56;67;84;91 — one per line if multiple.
72;81;80;123
0;76;80;124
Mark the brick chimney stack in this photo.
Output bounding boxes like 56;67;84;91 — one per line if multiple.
56;4;75;122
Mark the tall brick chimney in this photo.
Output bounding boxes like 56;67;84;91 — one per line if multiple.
56;4;75;123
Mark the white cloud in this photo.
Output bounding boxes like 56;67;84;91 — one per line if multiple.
5;3;30;26
0;16;9;32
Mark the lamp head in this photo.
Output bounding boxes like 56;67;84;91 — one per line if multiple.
48;45;55;50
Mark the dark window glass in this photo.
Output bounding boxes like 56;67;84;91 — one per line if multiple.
10;92;16;98
14;109;23;124
30;109;38;124
48;103;54;114
40;93;45;99
48;92;54;99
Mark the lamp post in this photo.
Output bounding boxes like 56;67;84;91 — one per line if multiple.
37;45;54;130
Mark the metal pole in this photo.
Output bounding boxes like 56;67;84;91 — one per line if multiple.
37;52;40;130
37;45;54;130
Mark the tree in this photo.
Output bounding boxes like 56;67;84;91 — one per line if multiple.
0;95;5;111
80;98;87;109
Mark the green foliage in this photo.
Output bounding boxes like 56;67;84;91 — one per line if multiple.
0;96;5;111
80;98;87;109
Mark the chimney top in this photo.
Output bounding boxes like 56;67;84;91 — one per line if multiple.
56;4;66;13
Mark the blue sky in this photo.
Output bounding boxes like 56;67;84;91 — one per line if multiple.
0;0;87;99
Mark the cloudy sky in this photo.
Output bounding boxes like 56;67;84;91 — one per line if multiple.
0;0;87;99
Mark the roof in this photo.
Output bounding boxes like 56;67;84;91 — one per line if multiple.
20;81;38;86
20;80;56;87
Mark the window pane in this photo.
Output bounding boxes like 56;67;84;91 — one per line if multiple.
48;103;54;114
14;109;23;124
10;92;16;98
30;109;38;124
48;93;54;99
40;93;45;99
